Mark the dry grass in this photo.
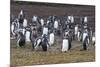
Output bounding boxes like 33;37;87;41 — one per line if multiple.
10;39;95;66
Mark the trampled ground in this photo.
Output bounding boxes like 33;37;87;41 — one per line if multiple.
10;39;95;66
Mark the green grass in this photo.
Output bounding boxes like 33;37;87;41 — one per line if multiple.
10;39;95;66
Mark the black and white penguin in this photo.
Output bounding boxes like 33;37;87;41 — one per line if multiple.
54;20;59;35
25;27;31;43
62;31;71;52
41;34;50;51
11;19;19;39
18;10;24;28
82;30;89;50
77;29;82;41
30;26;38;49
49;30;54;46
34;34;49;51
17;31;25;47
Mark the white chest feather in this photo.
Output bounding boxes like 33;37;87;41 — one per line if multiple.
25;31;30;42
84;17;87;22
49;33;54;45
11;24;14;32
71;16;74;23
47;20;49;24
77;31;80;41
92;36;95;42
40;19;44;26
35;39;41;49
43;27;48;35
23;19;27;27
22;29;26;35
83;33;88;41
75;26;78;34
32;16;37;22
62;39;69;52
54;21;58;29
11;23;15;35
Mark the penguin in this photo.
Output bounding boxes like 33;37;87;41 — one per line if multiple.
18;10;24;28
34;34;49;51
54;20;58;29
34;38;42;49
17;31;25;47
62;35;69;52
25;29;31;42
49;31;54;46
82;30;89;50
62;31;71;52
30;27;38;49
54;20;59;35
41;34;49;51
11;21;18;39
77;30;82;41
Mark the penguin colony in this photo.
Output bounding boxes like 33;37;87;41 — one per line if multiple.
11;10;95;52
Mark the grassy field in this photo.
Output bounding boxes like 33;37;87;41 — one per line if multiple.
10;39;95;66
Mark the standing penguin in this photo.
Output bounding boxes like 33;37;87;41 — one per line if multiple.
49;31;54;46
54;20;58;29
77;29;82;41
18;10;24;28
41;34;50;51
62;35;69;52
34;34;49;51
11;19;19;39
54;20;59;35
17;31;26;47
25;28;31;42
82;30;89;50
62;31;70;52
30;26;38;49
